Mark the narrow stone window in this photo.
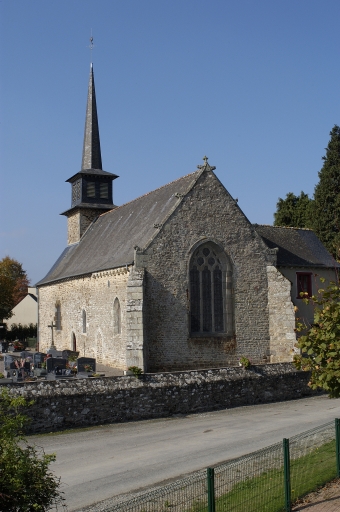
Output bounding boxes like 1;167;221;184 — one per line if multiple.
55;302;62;330
189;243;232;335
82;309;87;333
113;298;121;335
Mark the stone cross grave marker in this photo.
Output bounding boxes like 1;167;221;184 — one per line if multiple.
77;357;96;373
47;320;57;349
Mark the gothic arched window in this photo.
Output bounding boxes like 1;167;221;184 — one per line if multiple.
189;243;233;335
82;309;87;333
113;298;121;335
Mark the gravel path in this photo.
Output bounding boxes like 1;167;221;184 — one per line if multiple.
292;479;340;511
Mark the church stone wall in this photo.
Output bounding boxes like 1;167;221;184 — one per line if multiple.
267;266;296;363
38;267;130;368
67;209;104;245
142;170;281;372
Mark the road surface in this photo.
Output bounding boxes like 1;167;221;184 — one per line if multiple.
30;395;340;511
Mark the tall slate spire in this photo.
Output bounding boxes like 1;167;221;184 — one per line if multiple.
62;61;118;245
81;63;102;170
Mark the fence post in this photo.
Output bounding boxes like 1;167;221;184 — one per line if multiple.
207;467;215;512
336;419;340;478
283;438;291;512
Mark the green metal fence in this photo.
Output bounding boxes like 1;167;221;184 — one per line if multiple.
106;419;339;512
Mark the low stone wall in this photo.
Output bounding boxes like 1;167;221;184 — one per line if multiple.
1;363;320;434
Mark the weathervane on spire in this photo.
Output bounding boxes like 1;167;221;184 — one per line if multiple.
88;30;94;63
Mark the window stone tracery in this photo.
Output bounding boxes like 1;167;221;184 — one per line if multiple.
189;243;233;335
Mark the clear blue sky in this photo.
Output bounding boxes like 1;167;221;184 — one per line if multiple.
1;0;340;285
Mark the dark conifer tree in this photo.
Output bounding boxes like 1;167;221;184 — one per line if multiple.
274;191;312;228
311;125;340;259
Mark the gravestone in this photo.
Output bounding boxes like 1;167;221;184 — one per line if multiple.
0;341;9;353
20;351;34;359
62;350;79;360
46;357;67;374
6;368;24;381
4;355;21;370
34;368;47;377
33;352;47;368
77;357;96;373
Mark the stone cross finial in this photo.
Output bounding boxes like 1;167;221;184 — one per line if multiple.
197;155;216;171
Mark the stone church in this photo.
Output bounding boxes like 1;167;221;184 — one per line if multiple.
36;65;338;372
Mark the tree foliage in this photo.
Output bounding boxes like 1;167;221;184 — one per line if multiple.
273;125;340;260
0;257;30;321
310;125;340;258
0;388;65;511
3;323;37;341
274;191;312;228
294;280;340;398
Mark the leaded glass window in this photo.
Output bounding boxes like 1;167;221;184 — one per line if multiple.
190;244;227;334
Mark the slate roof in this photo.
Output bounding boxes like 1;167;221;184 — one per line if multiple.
37;171;201;286
255;225;339;268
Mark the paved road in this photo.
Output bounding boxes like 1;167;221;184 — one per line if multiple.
30;395;340;511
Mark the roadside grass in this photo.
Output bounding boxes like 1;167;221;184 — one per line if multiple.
185;440;336;512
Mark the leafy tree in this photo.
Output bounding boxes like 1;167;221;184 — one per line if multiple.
0;256;30;321
294;280;340;398
309;125;340;258
3;323;38;342
0;387;65;511
274;191;312;228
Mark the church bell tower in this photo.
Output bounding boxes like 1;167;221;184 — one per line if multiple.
61;63;118;245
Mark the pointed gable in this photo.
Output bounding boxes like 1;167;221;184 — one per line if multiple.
37;171;201;286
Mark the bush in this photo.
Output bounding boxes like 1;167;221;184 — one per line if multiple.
294;280;340;398
0;388;65;511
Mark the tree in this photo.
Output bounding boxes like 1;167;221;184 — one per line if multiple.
0;387;65;511
274;191;312;228
309;125;340;259
0;256;30;321
294;280;340;398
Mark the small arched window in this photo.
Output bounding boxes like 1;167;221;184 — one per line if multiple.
82;309;87;333
55;302;62;330
113;298;121;335
189;243;233;335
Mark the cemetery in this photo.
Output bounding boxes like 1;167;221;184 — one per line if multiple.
0;321;323;435
1;349;100;383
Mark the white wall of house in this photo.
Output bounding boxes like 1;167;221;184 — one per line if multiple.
7;288;38;328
